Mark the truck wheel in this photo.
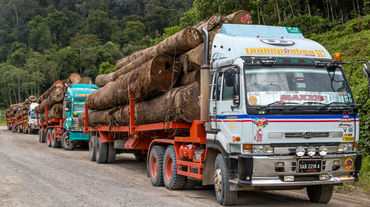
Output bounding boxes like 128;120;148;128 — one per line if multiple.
51;129;61;148
149;145;165;187
214;153;237;206
39;130;46;143
306;185;334;203
46;129;52;147
42;130;47;143
89;135;97;161
38;130;43;143
61;132;74;150
107;142;116;163
163;145;185;190
96;137;108;163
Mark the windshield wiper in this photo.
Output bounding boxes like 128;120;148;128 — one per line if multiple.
289;101;326;110
258;101;298;110
319;102;350;109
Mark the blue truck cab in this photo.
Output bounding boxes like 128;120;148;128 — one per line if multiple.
62;83;98;150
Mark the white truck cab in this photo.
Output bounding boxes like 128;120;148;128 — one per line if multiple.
207;24;364;205
27;102;39;134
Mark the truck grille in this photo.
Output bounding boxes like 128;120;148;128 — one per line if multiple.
285;132;329;138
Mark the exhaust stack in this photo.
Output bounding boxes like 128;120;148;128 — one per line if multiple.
200;27;210;122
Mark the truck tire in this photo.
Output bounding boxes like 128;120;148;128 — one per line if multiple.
149;145;165;187
51;129;61;148
38;130;43;143
46;128;52;147
306;185;334;203
163;145;185;190
107;142;116;163
96;137;108;163
61;132;74;150
214;153;237;206
42;130;47;143
89;135;97;161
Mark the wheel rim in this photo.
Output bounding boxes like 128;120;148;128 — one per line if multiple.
214;166;222;197
165;156;173;181
151;156;158;179
64;136;72;147
52;132;55;143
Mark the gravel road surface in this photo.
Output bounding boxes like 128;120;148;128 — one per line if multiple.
0;126;369;207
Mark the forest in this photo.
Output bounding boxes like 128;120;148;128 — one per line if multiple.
0;0;368;106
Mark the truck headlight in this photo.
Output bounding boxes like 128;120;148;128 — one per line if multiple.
319;146;328;156
307;146;316;156
296;146;305;157
338;143;353;153
252;145;273;154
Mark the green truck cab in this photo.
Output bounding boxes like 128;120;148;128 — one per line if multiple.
62;83;98;150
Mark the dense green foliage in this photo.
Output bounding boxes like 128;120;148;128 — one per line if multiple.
0;0;193;106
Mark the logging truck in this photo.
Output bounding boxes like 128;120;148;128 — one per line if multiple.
16;102;39;134
38;83;98;150
84;24;370;205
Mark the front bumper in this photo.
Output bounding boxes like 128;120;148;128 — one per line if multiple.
233;153;361;188
69;131;89;141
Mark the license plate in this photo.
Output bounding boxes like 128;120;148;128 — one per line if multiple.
298;160;322;173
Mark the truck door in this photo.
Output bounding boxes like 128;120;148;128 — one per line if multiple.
213;67;242;140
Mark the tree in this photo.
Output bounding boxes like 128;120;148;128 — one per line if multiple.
27;15;52;51
145;6;179;37
122;21;146;46
84;10;113;42
98;61;115;75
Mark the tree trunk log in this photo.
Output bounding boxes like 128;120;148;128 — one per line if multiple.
115;46;156;70
87;55;180;110
80;77;93;84
176;68;200;86
112;82;200;125
35;87;65;114
37;80;64;103
67;73;81;84
48;103;63;119
155;27;202;56
222;10;252;24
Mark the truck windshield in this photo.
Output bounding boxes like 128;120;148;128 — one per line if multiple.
73;103;85;112
245;66;353;106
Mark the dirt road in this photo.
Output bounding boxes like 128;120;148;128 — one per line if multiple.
0;126;369;207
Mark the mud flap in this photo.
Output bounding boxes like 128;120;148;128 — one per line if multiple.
238;154;253;186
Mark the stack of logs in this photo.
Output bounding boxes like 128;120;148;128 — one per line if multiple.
15;96;38;121
6;103;22;120
82;10;252;126
35;73;93;122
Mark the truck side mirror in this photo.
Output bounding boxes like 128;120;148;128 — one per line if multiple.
65;101;71;112
363;63;370;80
224;70;236;87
